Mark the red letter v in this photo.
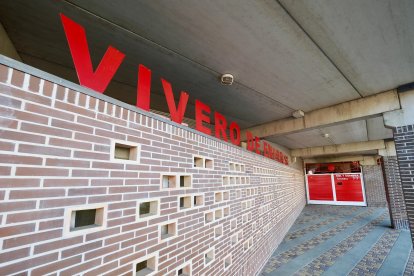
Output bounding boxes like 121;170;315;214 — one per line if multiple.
161;79;189;124
60;13;125;93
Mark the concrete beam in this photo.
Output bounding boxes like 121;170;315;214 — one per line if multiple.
242;90;400;140
384;89;414;128
291;139;385;158
378;141;397;157
0;23;21;61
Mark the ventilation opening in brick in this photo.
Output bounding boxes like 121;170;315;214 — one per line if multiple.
224;255;232;270
231;234;238;245
162;175;176;189
139;200;158;218
70;207;103;231
205;212;213;223
160;222;177;240
230;219;237;230
177;264;191;276
215;192;223;202
205;159;213;169
215;209;223;220
135;256;156;276
180;196;191;209
204;249;214;265
179;175;191;188
194;195;203;207
223;176;229;185
194;156;204;168
115;143;137;161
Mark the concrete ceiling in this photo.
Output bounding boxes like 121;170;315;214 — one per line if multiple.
0;0;410;153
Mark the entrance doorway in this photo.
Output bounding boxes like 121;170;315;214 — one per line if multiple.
305;162;366;206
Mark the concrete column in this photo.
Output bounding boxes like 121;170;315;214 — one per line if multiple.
384;89;414;241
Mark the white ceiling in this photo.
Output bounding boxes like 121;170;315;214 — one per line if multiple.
0;0;410;153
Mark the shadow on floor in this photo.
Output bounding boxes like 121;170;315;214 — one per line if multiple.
260;205;412;276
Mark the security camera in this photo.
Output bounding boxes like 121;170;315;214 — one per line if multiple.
221;74;234;85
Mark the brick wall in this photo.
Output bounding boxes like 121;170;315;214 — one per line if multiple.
362;165;388;207
0;64;306;275
382;156;409;229
394;125;414;242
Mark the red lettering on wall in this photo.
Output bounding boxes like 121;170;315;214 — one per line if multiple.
195;100;211;135
229;122;241;146
161;79;189;124
214;112;228;142
60;14;125;93
136;64;152;111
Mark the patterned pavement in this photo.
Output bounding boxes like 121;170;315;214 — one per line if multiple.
261;205;413;276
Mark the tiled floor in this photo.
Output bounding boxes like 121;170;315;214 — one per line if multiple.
261;205;413;276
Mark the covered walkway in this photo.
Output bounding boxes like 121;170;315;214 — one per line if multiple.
261;205;413;276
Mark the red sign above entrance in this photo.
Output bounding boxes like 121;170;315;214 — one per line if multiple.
59;13;288;165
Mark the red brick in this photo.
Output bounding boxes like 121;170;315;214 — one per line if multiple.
38;219;64;230
10;70;25;88
60;258;101;276
110;171;138;178
7;209;64;223
34;236;83;254
109;201;137;210
78;115;113;130
0;116;18;129
91;179;123;186
51;118;93;134
0;140;15;151
20;122;72;138
95;128;126;140
67;89;77;104
105;232;134;246
25;102;75;121
68;187;106;196
88;194;122;204
46;158;90;168
16;167;69;177
61;240;102;258
0;94;21;108
0;223;35;237
0;201;36;212
55;101;95;118
3;229;62;249
0;154;43;165
104;247;134;262
0;247;30;263
108;186;137;194
0;83;51;106
84;260;118;276
0;252;58;275
31;256;82;276
9;189;65;199
55;85;65;100
39;197;86;208
74;150;110;160
0;64;9;83
0;129;46;144
28;76;41;93
0;166;11;175
92;161;124;170
42;80;54;97
72;169;109;177
74;132;111;144
85;243;119;261
43;178;89;187
78;93;87;107
7;108;49;125
18;144;71;157
86;227;121;242
0;178;40;188
49;137;92;150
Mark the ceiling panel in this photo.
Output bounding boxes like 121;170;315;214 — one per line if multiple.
320;120;368;145
280;0;414;95
366;116;393;140
55;0;359;111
